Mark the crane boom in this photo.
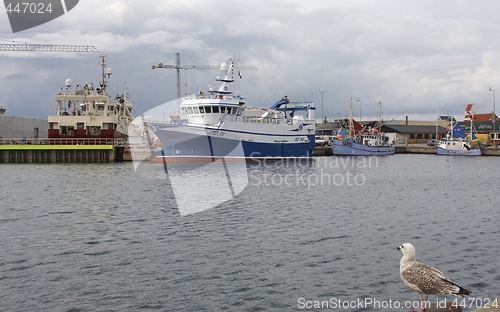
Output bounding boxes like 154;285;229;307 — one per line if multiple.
152;52;256;101
0;44;99;53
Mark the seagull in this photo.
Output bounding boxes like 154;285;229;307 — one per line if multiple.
397;243;472;301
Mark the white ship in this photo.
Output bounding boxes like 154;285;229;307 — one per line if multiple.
144;60;316;163
48;55;133;143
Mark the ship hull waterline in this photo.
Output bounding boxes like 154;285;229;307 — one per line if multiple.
332;139;395;156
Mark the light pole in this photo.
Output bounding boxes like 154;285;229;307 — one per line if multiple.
489;87;496;146
317;89;328;125
356;99;361;121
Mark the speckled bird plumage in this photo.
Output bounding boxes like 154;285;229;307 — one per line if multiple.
397;243;471;301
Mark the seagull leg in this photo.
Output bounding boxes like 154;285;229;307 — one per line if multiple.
424;294;428;301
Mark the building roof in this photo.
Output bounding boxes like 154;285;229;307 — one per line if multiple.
438;115;456;122
382;124;447;134
464;103;499;121
465;112;499;122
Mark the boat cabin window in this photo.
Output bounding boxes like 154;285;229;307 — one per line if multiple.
199;107;205;113
204;106;211;113
187;107;193;114
212;106;219;113
193;107;199;114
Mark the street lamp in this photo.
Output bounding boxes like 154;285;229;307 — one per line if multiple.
489;86;496;146
317;89;328;125
356;99;361;121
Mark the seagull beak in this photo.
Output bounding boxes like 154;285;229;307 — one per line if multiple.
396;246;401;250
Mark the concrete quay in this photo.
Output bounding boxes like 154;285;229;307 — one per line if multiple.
395;145;436;154
0;145;120;163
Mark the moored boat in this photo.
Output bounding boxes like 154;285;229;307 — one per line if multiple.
332;96;394;156
143;60;316;163
48;55;133;144
436;119;481;156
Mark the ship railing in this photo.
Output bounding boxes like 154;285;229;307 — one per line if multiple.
241;116;287;125
0;138;127;146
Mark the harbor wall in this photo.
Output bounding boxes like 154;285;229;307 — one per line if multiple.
0;145;117;163
1;144;500;163
395;145;436;154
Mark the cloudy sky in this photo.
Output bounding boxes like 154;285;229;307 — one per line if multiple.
1;0;500;122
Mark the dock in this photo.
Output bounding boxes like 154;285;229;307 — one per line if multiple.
0;138;125;163
2;141;500;163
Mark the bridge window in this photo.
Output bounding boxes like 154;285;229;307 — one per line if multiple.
212;106;219;113
187;107;193;114
199;106;205;113
204;106;211;113
193;107;199;114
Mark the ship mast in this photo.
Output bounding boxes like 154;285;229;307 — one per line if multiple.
348;95;354;137
99;54;112;94
377;100;383;131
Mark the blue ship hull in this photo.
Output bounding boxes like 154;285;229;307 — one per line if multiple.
332;139;395;156
436;146;481;156
156;125;315;160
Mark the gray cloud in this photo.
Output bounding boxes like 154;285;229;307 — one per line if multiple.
1;0;500;121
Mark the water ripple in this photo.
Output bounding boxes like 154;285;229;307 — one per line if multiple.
0;157;499;311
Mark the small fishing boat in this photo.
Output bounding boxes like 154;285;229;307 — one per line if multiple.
332;96;394;156
436;119;481;156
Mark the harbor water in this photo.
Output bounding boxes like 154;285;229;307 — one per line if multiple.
1;155;499;311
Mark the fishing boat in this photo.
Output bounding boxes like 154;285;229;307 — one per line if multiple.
332;97;394;156
48;55;134;143
436;118;481;156
144;60;316;162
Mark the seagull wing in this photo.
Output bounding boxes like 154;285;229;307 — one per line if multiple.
401;262;453;295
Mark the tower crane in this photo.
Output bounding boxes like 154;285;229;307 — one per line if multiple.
152;52;257;100
0;43;98;53
0;43;115;99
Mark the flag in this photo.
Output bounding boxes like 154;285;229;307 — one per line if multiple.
465;110;475;120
